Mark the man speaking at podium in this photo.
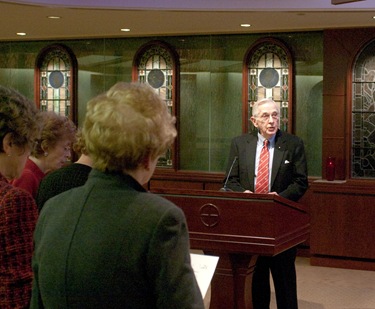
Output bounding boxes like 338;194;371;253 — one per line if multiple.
223;98;308;309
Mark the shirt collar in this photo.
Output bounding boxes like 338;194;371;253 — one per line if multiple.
257;133;276;147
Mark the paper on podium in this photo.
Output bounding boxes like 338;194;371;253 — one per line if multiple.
190;253;219;298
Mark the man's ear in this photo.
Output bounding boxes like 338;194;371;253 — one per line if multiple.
250;116;258;128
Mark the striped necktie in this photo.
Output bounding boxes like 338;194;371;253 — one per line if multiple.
255;139;269;193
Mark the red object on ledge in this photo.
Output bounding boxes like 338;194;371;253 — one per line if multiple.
326;157;336;181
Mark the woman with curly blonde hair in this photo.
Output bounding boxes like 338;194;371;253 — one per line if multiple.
31;82;204;309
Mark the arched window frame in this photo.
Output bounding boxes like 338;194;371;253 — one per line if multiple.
349;38;375;179
132;40;180;170
242;38;293;134
35;44;78;124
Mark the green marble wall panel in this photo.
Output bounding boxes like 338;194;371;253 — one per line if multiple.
0;31;323;175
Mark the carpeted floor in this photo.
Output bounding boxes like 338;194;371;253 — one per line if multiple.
202;256;375;309
271;257;375;309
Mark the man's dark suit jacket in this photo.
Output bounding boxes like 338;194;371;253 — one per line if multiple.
225;129;308;201
30;169;204;309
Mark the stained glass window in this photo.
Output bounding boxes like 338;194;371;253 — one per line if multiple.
245;39;291;133
351;40;375;178
134;42;178;168
36;45;76;122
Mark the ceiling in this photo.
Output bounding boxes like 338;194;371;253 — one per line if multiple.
0;0;375;41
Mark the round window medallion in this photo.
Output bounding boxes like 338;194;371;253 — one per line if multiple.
49;70;64;89
259;68;279;88
147;69;165;89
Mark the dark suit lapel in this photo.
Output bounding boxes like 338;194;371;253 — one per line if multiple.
246;133;257;186
271;130;286;187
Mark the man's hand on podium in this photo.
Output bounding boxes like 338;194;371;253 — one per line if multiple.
243;190;279;196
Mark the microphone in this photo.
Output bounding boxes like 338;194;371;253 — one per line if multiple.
220;156;238;192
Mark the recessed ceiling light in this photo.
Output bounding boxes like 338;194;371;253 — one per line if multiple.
120;28;130;32
16;32;26;36
47;16;61;19
240;24;251;28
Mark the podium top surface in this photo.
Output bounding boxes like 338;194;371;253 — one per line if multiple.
152;188;307;213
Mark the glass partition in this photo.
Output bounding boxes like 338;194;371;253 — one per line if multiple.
0;32;323;176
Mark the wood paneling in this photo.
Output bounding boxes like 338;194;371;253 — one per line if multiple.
322;96;346;136
322;138;345;180
149;170;224;190
150;179;203;190
310;180;375;268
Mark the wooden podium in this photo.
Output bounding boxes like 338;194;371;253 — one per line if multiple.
154;189;310;309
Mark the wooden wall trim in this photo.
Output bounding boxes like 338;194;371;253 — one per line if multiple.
152;170;224;183
148;170;225;191
312;179;375;195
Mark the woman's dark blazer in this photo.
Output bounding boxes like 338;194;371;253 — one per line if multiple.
225;129;308;202
30;169;204;309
